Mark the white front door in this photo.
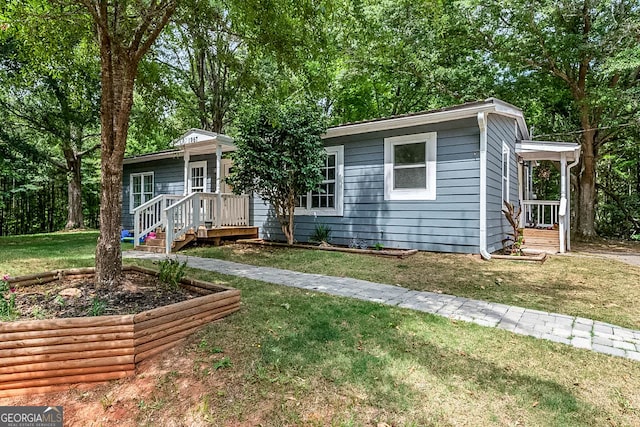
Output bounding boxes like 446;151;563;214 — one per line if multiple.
220;159;234;194
188;161;207;193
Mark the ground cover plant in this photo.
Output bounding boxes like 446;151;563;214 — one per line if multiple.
183;243;640;330
1;231;640;425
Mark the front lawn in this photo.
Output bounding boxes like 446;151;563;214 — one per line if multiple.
183;244;640;330
2;232;640;425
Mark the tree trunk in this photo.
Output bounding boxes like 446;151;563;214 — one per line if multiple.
65;155;84;229
94;47;136;287
576;127;597;238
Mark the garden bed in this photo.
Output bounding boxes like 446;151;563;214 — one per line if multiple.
0;265;240;398
236;238;418;258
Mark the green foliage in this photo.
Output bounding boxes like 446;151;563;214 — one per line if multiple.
88;298;106;317
309;223;332;244
158;258;188;290
227;102;327;244
373;242;384;251
0;274;17;320
212;356;232;370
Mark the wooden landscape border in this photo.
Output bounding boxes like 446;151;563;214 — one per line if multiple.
236;238;418;258
0;266;240;398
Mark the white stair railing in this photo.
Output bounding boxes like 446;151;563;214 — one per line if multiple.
133;195;183;247
161;192;251;254
522;200;560;228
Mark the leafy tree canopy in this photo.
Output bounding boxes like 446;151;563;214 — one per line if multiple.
227;102;327;244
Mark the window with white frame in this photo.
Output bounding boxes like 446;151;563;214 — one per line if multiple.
502;142;510;203
296;146;344;216
130;172;154;211
188;161;207;193
384;132;437;200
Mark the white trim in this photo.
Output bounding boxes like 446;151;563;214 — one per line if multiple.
295;146;344;217
188;161;208;193
384;132;437;201
477;112;491;260
502;142;510;204
324;98;529;140
129;171;154;212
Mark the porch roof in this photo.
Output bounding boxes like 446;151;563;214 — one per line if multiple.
516;140;581;162
124;129;235;165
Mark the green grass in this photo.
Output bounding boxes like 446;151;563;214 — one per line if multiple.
2;231;640;425
183;244;640;329
0;230;134;277
126;260;640;426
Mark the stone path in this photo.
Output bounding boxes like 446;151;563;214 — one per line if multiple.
124;251;640;361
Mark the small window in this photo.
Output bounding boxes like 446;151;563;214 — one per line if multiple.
296;146;344;216
130;172;154;211
502;142;510;203
384;132;437;200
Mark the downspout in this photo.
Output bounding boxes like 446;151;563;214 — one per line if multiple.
566;150;580;251
477;112;491;260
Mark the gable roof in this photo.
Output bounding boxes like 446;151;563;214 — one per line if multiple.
123;129;235;165
323;98;529;139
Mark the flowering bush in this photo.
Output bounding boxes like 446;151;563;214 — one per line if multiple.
0;274;17;319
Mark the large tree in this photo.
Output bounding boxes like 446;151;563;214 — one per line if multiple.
0;9;100;230
462;0;640;237
76;0;177;285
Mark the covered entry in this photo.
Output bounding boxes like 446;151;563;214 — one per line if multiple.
516;140;581;253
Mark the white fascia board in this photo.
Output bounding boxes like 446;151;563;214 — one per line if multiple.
323;105;497;139
323;102;528;140
123;150;183;165
516;141;581;162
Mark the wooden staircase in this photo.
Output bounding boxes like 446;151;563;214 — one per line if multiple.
522;228;560;254
135;226;258;253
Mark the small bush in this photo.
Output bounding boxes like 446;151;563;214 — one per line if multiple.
0;274;17;320
158;258;188;290
88;298;106;316
309;223;332;244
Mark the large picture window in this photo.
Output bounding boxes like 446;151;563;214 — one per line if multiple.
296;145;344;216
384;132;437;200
130;172;154;211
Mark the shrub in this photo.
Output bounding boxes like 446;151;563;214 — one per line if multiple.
158;258;187;290
309;223;332;244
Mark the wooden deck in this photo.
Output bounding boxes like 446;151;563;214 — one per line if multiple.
135;226;259;253
522;228;560;254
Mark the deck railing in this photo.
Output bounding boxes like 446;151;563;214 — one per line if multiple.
133;194;183;247
162;193;250;254
522;200;560;228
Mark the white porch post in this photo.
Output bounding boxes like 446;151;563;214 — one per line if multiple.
215;144;222;228
183;150;190;195
215;144;222;193
559;153;567;253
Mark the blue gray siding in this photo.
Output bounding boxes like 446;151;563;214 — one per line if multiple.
121;154;217;230
252;117;482;253
486;114;519;253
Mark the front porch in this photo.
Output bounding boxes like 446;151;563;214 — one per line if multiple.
516;140;581;254
133;192;258;253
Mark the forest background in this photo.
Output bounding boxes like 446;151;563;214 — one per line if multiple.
0;0;638;240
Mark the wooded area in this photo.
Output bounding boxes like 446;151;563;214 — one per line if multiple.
1;0;639;239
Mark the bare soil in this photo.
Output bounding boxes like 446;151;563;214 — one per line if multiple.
12;271;199;320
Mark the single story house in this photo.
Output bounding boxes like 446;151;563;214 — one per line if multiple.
122;98;580;256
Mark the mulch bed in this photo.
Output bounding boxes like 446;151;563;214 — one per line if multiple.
11;271;198;321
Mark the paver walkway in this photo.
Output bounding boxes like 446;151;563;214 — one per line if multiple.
124;251;640;361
